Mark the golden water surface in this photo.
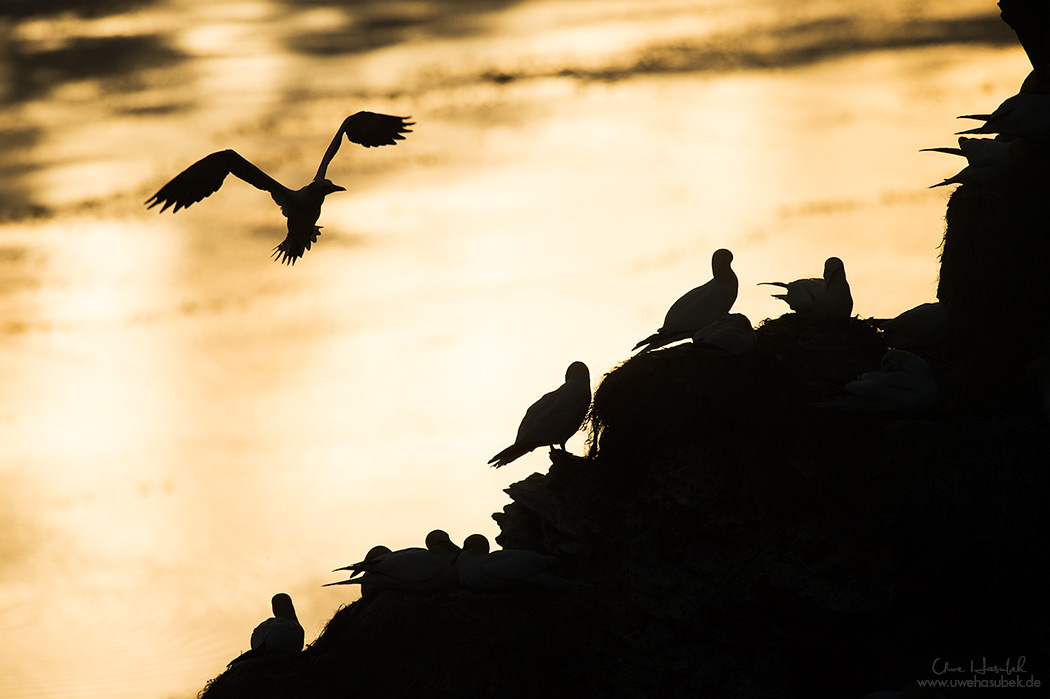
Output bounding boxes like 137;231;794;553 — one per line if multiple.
0;1;1029;697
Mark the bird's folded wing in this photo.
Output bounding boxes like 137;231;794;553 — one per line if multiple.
515;384;587;443
146;150;286;213
313;112;413;180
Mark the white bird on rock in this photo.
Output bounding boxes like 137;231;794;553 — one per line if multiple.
634;248;738;352
488;361;591;468
456;534;570;591
760;257;853;320
956;92;1050;141
878;302;949;349
820;350;940;414
691;313;757;355
227;593;305;667
922;137;1029;189
324;530;461;593
146;111;413;264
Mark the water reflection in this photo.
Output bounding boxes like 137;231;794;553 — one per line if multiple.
0;0;1032;698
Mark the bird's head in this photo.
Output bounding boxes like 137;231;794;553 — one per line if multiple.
270;593;297;620
425;530;462;559
711;248;735;280
463;534;490;554
565;361;590;384
310;178;346;196
823;257;846;282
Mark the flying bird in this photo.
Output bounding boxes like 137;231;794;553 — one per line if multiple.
455;534;571;591
227;593;305;667
146;111;413;264
633;248;738;352
488;361;592;468
760;256;853;320
324;530;461;593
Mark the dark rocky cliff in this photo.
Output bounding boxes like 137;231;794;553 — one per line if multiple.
198;186;1050;694
198;1;1050;682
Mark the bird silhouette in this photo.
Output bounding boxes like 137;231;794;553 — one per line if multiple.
878;302;949;349
760;257;853;320
691;313;757;355
922;137;1027;189
633;248;738;352
956;93;1050;141
324;530;461;593
488;361;592;468
227;593;304;667
455;534;570;591
146;111;413;264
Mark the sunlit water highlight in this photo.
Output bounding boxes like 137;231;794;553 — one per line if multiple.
0;0;1029;697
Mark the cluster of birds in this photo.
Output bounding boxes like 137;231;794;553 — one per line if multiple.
324;530;572;594
484;249;940;470
228;530;574;666
213;2;1050;683
923;68;1050;190
158;112;958;669
229;247;950;661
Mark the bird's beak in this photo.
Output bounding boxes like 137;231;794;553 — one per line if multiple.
331;184;346;193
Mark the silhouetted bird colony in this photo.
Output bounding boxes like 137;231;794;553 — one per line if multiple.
143;2;1050;686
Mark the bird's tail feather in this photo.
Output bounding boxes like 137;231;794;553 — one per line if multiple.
488;443;533;468
272;226;322;265
632;333;661;351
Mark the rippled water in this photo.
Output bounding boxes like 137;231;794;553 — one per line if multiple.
0;1;1029;697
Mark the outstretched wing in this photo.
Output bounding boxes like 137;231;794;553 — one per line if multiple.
313;112;414;180
146;149;288;213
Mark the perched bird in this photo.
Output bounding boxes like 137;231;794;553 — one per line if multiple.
488;361;592;468
634;248;739;352
956;92;1050;141
324;530;461;593
691;313;757;355
332;544;391;599
818;350;940;414
878;302;949;349
455;534;569;591
760;257;853;320
227;593;305;667
923;136;1030;189
146;111;413;264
